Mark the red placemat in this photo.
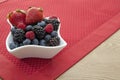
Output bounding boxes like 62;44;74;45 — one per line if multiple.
0;0;120;80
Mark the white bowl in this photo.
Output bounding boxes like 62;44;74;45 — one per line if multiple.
6;18;67;59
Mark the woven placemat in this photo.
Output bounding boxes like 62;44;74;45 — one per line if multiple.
0;0;120;80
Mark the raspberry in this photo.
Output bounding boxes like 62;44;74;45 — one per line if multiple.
17;23;26;30
43;19;60;31
44;24;53;33
25;31;35;40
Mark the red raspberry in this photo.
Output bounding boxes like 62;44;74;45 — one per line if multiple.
17;23;26;30
25;31;35;40
44;24;53;33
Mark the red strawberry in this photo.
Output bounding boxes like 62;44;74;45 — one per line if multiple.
44;24;53;33
26;7;43;25
25;31;35;40
8;10;26;27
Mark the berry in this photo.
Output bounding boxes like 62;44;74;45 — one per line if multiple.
44;19;51;24
49;37;60;46
43;18;49;23
51;19;60;31
11;27;16;34
32;38;39;45
17;23;26;30
43;18;60;31
51;31;58;37
9;42;17;49
44;24;53;33
40;39;46;46
44;34;51;42
26;25;33;31
37;21;46;27
8;10;26;26
25;31;35;40
32;25;45;40
23;39;31;45
14;42;20;47
19;43;24;46
8;7;61;47
26;7;43;25
13;29;25;43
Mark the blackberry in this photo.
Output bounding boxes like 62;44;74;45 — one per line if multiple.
19;43;24;46
49;37;60;46
14;42;20;47
13;29;25;43
44;19;60;31
51;19;60;31
32;25;45;40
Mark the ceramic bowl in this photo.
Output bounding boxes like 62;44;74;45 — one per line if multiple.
6;18;67;59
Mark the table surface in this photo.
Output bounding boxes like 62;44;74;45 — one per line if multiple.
57;29;120;80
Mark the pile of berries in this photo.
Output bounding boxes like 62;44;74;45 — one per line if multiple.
8;7;60;49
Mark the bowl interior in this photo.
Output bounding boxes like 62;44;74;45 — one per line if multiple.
6;18;67;53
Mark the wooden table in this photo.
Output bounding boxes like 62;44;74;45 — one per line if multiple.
57;30;120;80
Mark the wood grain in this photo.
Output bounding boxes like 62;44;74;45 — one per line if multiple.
57;30;120;80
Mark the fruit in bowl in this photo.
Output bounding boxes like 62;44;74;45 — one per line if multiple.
6;7;67;59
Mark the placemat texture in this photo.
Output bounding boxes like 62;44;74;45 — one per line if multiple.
0;0;120;80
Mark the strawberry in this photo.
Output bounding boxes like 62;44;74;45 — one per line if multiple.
25;7;43;25
44;24;53;33
8;10;26;27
